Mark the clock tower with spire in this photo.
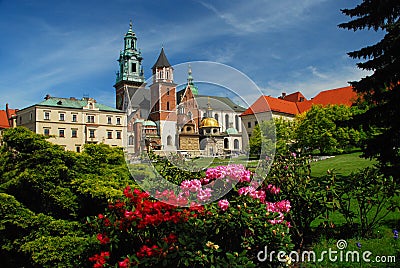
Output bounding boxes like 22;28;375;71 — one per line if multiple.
114;20;146;110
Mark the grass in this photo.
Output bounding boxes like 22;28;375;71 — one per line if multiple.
306;152;399;267
310;151;377;177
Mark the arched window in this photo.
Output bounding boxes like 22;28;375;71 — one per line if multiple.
234;139;239;150
166;102;170;111
225;114;229;128
224;138;229;149
188;111;192;120
128;135;134;145
167;135;172;146
214;113;219;121
235;115;239;131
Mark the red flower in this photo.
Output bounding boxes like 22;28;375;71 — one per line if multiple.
96;233;110;245
89;251;110;267
118;257;130;268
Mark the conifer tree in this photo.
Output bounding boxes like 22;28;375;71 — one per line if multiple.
339;1;400;177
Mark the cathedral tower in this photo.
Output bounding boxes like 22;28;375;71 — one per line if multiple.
114;20;145;110
149;47;177;150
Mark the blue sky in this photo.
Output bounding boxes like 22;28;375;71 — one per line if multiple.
0;0;383;110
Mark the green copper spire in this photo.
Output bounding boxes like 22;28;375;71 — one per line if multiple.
116;20;144;84
187;64;199;95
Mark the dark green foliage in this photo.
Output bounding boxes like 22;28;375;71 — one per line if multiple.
0;127;133;267
339;1;400;177
335;167;399;237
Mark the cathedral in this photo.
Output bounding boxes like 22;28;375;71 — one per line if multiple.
114;22;245;158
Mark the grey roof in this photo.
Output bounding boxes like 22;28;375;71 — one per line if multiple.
127;87;151;118
151;47;171;70
195;95;246;112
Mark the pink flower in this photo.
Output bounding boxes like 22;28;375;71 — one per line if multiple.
197;188;213;202
218;199;230;211
266;184;281;195
181;179;202;193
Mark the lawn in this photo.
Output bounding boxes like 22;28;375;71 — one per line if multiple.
307;152;399;267
310;151;377;177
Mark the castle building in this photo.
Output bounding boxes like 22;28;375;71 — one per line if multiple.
116;22;245;158
16;96;126;151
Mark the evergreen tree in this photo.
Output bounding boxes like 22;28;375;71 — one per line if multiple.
339;1;400;177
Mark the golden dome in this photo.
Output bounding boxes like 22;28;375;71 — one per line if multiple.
200;117;219;128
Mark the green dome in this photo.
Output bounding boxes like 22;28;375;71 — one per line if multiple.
143;120;157;127
226;127;238;135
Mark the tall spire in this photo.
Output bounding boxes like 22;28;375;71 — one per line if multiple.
152;47;171;71
187;64;193;85
115;20;144;84
186;64;198;95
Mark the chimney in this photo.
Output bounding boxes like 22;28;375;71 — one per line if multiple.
44;94;51;100
281;92;286;99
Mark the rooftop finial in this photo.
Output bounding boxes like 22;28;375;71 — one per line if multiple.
187;64;193;85
129;19;132;29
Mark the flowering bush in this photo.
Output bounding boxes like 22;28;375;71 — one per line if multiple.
88;164;293;267
267;153;338;248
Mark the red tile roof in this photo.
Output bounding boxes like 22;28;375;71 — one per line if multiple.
241;86;357;117
241;95;300;116
283;91;306;102
0;105;17;129
0;110;10;128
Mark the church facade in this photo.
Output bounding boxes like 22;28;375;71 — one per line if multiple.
114;22;245;158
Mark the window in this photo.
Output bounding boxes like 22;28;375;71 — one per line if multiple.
44;112;50;120
107;117;112;124
59;113;65;121
128;135;134;145
107;131;112;139
19;116;22;124
87;115;95;123
214;113;219;121
255;121;258;126
166;102;170;111
247;122;251;128
166;88;170;95
76;146;81;153
44;128;50;136
71;129;77;138
166;71;169;80
116;131;121;139
188;111;192;120
235;115;239;130
59;129;65;138
167;135;172;146
72;114;77;122
30;113;33;121
89;129;95;138
224;138;229;149
131;63;136;72
116;117;121;125
234;139;239;150
225;114;229;128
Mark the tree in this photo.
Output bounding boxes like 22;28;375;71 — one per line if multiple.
0;127;134;267
295;105;364;155
339;1;400;177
